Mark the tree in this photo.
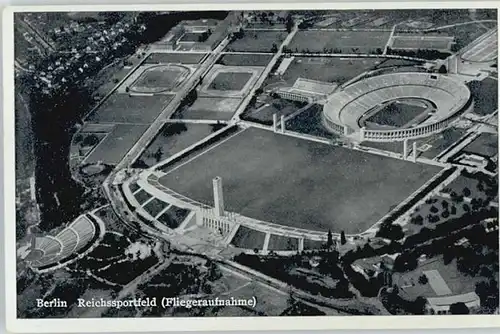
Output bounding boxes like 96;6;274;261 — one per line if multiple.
430;205;439;214
82;134;99;147
270;43;278;53
449;302;469;314
153;146;163;162
340;230;346;245
418;274;428;285
327;229;333;248
411;215;424;225
285;14;294;33
438;64;448;74
376;222;404;241
463;187;471;197
463;204;471;212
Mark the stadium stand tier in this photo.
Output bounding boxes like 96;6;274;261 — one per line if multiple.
25;215;103;271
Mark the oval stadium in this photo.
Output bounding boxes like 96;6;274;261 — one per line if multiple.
322;72;473;142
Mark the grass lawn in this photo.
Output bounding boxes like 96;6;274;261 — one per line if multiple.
156;206;190;229
442;174;490;201
391;36;451;50
280;57;382;85
85;124;148;165
135;123;217;168
242;98;306;125
365;100;427;128
218;53;273;66
230;225;266;250
406;195;466;235
463;133;498;158
394;256;485;300
208;72;253;91
143;197;169;218
130;66;186;93
288;30;391;54
226;30;287;52
159;127;441;233
181;97;242;120
134;189;153;205
467;78;498;116
145;52;207;64
268;234;299;251
88;93;173;124
419;127;467;159
285;104;337;140
180;32;205;42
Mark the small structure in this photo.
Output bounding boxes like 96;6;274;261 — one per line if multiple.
426;292;481;315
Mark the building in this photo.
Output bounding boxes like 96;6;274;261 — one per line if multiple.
275;78;337;103
426;292;481;315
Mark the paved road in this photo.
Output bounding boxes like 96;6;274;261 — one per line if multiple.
231;21;300;122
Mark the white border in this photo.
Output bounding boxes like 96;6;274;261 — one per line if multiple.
3;2;500;333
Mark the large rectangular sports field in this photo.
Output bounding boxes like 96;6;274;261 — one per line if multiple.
226;30;287;52
183;97;241;120
218;53;273;67
159;128;441;233
208;72;253;91
85;124;148;164
288;30;391;53
391;36;453;50
281;57;382;85
88;93;173;124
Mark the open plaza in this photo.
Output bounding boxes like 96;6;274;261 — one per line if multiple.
159;127;441;234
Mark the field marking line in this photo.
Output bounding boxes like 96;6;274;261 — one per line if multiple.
81;129;115;165
161;127;246;177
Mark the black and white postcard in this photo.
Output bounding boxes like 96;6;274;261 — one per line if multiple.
3;2;500;333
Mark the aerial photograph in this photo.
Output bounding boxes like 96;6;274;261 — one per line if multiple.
13;8;499;318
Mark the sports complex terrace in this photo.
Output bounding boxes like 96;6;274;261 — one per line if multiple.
158;127;441;234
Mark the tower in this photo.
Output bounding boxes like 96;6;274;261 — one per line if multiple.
213;176;225;217
412;142;418;162
403;139;409;159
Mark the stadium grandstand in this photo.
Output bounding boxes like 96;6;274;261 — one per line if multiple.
24;214;105;272
322;72;472;142
275;78;338;103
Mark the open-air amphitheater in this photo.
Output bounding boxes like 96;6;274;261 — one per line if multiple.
322;72;473;142
24;214;105;272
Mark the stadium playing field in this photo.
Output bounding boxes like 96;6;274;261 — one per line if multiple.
130;65;189;93
288;30;391;53
159;128;440;233
88;93;173;124
85;124;148;164
363;99;429;128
